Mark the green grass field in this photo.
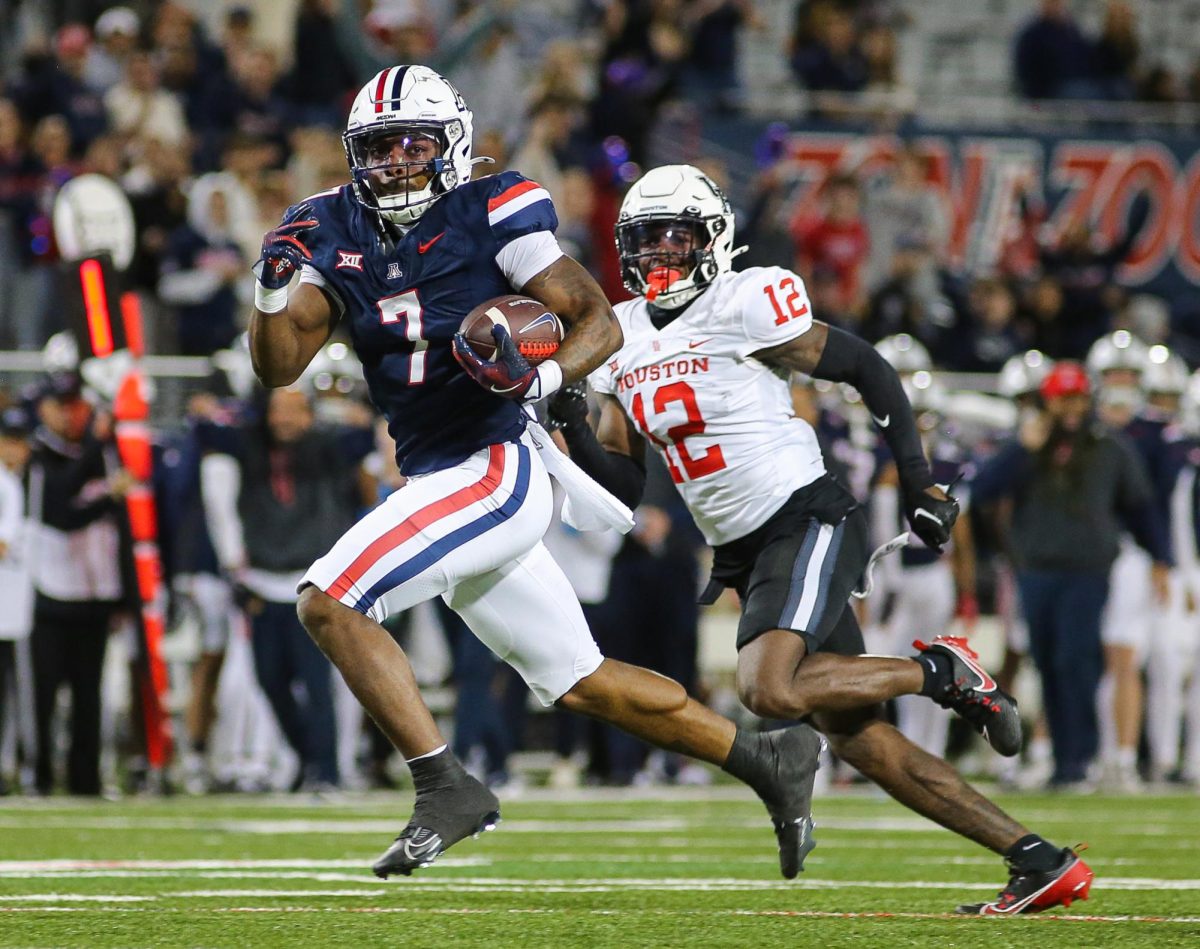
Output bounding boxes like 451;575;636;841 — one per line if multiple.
0;786;1197;948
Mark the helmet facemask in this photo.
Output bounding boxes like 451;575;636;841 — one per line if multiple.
344;122;463;225
617;214;724;310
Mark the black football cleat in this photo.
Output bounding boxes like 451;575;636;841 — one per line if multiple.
914;635;1023;757
957;846;1094;915
372;777;500;879
749;725;826;879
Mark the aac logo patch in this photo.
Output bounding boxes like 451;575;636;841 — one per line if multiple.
336;250;364;271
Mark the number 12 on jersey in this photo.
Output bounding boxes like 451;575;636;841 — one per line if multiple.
631;381;727;484
764;276;808;326
377;289;427;384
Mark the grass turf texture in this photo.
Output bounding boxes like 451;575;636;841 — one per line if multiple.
0;787;1197;948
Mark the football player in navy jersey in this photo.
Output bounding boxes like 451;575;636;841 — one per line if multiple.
249;66;824;880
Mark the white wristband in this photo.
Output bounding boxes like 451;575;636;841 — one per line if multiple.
526;360;564;403
254;282;288;313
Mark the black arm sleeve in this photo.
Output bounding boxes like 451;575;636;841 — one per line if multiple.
813;325;934;490
558;421;647;511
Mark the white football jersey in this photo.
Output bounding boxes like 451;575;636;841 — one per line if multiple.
590;267;826;545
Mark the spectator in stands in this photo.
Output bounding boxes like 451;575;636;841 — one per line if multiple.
863;233;962;356
1023;273;1070;359
1138;64;1182;104
555;168;601;279
540;479;623;788
12;26;108;155
220;6;257;67
289;0;359;128
511;94;585;210
203;387;372;791
865;145;947;294
84;6;141;95
952;277;1026;373
157;30;237;173
1013;0;1095;100
0;99;57;351
104;50;188;151
590;0;689;164
436;599;523;789
791;173;869;320
682;0;762;113
27;373;133;796
1040;202;1147;356
789;4;868;97
227;47;290;167
0;407;33;797
971;362;1169;789
124;137;190;298
158;172;251;356
1092;0;1139;101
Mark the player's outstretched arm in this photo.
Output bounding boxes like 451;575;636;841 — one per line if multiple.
755;321;958;552
249;281;337;387
545;387;646;509
521;256;623;385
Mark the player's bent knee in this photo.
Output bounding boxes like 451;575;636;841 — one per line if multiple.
296;585;345;644
736;672;811;721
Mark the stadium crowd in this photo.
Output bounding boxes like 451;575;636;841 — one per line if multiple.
0;0;1198;798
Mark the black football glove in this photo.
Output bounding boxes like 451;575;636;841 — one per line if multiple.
254;204;318;290
903;482;960;553
545;382;589;433
452;324;539;401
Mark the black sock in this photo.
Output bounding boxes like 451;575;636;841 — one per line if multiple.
915;653;952;697
1005;834;1062;873
721;728;772;799
408;748;471;798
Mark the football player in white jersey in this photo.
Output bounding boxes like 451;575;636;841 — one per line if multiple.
548;165;1093;915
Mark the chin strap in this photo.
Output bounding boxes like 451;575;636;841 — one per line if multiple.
470;156;496;168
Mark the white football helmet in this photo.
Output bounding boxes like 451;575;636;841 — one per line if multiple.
343;65;474;225
903;369;945;416
1085;329;1149;377
1143;345;1188;395
616;165;736;310
997;349;1052;399
874;333;931;375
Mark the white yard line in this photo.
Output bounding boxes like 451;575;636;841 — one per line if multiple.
0;904;1198;924
3;866;1200;890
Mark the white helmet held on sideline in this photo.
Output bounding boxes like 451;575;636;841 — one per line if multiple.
903;369;945;416
343;65;474;225
1085;329;1149;377
874;333;931;375
1143;345;1188;395
616;164;737;310
998;349;1052;399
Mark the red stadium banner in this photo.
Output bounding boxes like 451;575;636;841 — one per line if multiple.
761;128;1200;293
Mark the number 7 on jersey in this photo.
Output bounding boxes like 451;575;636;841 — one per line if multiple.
377;289;427;384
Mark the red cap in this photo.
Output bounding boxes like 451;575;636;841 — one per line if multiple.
55;24;91;58
1039;360;1091;400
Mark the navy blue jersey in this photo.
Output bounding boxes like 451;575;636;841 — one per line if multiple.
292;172;558;475
1124;413;1186;524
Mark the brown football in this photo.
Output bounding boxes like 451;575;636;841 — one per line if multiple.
459;295;563;365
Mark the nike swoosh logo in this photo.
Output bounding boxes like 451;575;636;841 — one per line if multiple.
913;508;942;526
872;413;890;428
689;338;713;349
418;232;445;254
